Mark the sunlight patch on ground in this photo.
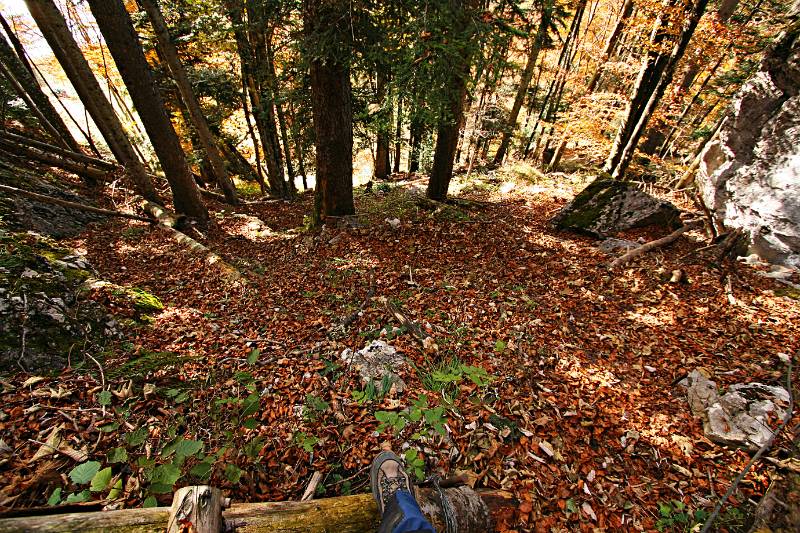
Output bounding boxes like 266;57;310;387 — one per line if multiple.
625;307;677;327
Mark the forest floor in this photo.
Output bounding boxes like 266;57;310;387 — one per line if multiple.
1;166;799;532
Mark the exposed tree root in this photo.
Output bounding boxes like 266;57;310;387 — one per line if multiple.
608;219;703;269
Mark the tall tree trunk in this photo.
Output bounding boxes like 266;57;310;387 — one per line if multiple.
0;32;79;151
493;0;553;166
243;2;287;198
0;14;34;76
288;98;308;190
305;0;354;218
24;0;157;201
393;97;403;173
266;40;296;193
603;0;680;175
85;0;207;220
427;0;479;201
585;0;634;93
139;0;239;205
609;0;711;179
374;67;391;180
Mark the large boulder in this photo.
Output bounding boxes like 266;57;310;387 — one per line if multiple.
551;179;681;237
696;25;800;267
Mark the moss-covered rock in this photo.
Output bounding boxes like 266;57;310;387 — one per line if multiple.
551;179;681;237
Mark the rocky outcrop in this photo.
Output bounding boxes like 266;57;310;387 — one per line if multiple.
682;369;790;451
551;179;681;237
696;24;800;267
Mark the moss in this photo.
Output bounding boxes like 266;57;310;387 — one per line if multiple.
117;287;164;312
776;286;800;301
554;179;626;230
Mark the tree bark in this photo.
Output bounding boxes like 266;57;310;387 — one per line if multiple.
585;0;634;93
85;0;207;221
24;0;158;202
610;0;711;179
0;33;79;151
427;0;479;201
138;0;239;205
374;67;391;180
0;487;514;533
493;0;553;166
393;96;403;173
305;0;354;219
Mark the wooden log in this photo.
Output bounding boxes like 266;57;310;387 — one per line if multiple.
0;184;154;222
142;201;245;283
0;138;109;183
167;486;225;533
0;130;117;171
0;488;515;532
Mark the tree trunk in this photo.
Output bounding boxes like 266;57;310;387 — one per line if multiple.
139;0;238;205
267;40;296;193
85;0;207;220
603;0;680;176
427;0;478;201
0;32;79;152
24;0;158;202
585;0;634;93
0;14;34;76
493;0;553;166
393;97;403;173
374;67;391;180
305;0;354;219
610;0;711;179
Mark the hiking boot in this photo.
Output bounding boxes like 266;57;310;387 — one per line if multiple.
370;450;414;515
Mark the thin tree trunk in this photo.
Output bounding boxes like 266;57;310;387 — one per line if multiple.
427;0;478;201
305;0;354;219
240;71;266;192
493;0;553;166
24;0;157;201
374;67;391;180
0;33;79;151
610;0;711;179
288;98;308;190
266;40;296;193
139;0;239;205
393;96;403;173
586;0;634;93
85;0;207;220
0;14;34;76
603;0;680;175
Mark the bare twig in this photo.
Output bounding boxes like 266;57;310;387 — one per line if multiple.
300;471;323;501
701;355;794;533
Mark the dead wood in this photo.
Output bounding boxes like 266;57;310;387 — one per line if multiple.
0;487;515;533
608;219;703;269
382;296;429;346
141;201;245;283
0;184;153;222
0;138;109;183
0;130;116;171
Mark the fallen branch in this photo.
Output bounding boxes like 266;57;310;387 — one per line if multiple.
0;184;153;222
608;219;703;269
700;355;794;533
0;138;109;183
141;201;245;283
341;270;376;329
382;297;429;346
300;471;323;501
0;130;117;171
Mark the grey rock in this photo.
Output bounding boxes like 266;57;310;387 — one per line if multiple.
340;340;406;394
696;28;800;267
684;369;790;451
552;180;681;237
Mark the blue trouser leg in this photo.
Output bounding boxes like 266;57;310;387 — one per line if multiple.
378;490;436;533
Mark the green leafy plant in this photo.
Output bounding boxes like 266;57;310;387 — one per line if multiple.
404;449;426;481
293;431;319;453
655;500;709;532
375;394;448;437
303;394;330;421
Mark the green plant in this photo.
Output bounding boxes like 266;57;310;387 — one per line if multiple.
404;449;426;481
303;394;330;421
655;500;709;532
417;358;494;401
293;432;319;453
375;394;448;437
